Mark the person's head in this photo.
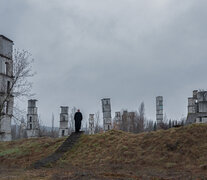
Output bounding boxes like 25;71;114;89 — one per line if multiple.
77;109;80;112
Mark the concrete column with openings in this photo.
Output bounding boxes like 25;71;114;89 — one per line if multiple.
101;98;112;131
59;106;69;137
26;99;39;138
156;96;163;129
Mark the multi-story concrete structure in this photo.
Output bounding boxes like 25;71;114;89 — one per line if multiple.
101;98;112;131
187;90;207;124
0;35;14;141
156;96;163;128
59;106;69;137
114;112;121;129
26;99;39;138
89;114;95;135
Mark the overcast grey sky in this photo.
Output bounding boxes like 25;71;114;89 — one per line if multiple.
1;0;207;126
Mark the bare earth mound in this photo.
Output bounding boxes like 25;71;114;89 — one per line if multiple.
0;124;207;179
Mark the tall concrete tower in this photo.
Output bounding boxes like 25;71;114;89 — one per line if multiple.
101;98;112;131
26;99;39;138
59;106;69;137
0;35;14;141
156;96;163;128
89;114;95;135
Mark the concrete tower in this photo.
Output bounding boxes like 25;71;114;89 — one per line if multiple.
114;112;121;129
187;90;207;124
101;98;112;131
59;106;69;137
89;114;95;135
26;99;39;138
156;96;163;128
0;35;14;141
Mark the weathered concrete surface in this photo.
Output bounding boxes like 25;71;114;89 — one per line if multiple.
0;35;14;141
101;98;112;131
187;90;207;124
59;106;69;137
26;99;39;138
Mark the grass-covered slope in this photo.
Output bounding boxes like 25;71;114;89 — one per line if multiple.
0;124;207;178
0;137;66;168
61;124;207;172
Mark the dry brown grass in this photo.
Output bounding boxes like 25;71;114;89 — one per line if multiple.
59;124;207;178
0;137;66;168
0;124;207;179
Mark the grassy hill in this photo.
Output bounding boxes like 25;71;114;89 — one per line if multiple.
0;124;207;179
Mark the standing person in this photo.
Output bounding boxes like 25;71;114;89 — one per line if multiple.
74;109;83;132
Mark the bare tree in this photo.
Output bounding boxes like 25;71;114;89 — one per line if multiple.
51;113;55;137
0;49;34;121
94;111;101;133
137;102;145;133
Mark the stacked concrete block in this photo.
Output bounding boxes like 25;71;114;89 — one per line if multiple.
101;98;112;131
59;106;69;137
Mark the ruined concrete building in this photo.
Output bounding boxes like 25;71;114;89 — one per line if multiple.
89;114;95;135
156;96;163;128
59;106;69;137
187;90;207;124
0;35;14;141
27;100;39;138
114;112;121;129
101;98;112;131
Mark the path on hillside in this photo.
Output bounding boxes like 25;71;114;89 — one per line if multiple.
32;131;84;169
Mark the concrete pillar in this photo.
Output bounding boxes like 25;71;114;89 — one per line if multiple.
26;99;39;138
59;106;69;137
156;96;163;129
89;114;95;134
101;98;112;131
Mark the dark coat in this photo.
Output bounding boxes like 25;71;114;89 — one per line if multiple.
74;112;83;132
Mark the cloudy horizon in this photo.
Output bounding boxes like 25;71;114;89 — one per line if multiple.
1;0;207;127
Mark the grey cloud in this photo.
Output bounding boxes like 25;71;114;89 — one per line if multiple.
0;0;207;126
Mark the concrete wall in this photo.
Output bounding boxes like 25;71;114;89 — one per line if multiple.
0;35;14;141
198;102;207;113
196;117;207;123
0;36;13;59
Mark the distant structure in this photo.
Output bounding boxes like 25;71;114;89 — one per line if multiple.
26;100;39;138
156;96;163;128
101;98;112;131
187;90;207;124
128;111;136;132
114;112;121;129
0;35;14;141
59;106;69;137
19;117;26;138
89;114;95;135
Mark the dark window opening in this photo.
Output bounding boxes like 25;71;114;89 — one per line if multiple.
62;130;65;136
6;101;9;114
30;124;32;130
5;62;9;75
29;117;32;122
200;118;202;122
108;125;110;130
7;81;10;93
